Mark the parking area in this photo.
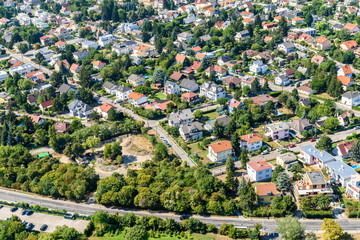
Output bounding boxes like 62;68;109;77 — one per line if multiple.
0;206;89;233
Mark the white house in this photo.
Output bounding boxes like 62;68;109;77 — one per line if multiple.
128;92;147;107
98;34;115;47
249;60;268;75
325;158;357;187
265;122;289;140
333;141;354;159
247;159;273;182
9;64;35;76
208;140;234;162
0;71;8;82
341;91;360;106
240;133;263;152
346;174;360;200
199;82;226;101
338;65;353;78
82;40;98;50
275;73;291;86
179;121;203;141
278;42;296;53
299;145;335;168
68;100;93;119
164;81;180;95
116;85;133;101
168;109;193;127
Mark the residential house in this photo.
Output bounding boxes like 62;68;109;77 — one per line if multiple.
298;82;314;95
168;108;194;127
103;81;119;94
325;158;357;187
276;152;298;169
70;63;81;74
337;75;354;90
278;42;296;53
265;122;290;140
223;76;242;88
285;68;295;79
338;65;353;78
30;116;45;125
127;74;146;86
0;92;10;104
208;140;234;162
9;64;35;76
297;66;309;75
68;100;93;118
311;55;326;64
299;145;335;168
96;103;116;119
255;183;281;204
39;99;53;111
55;41;66;51
235;30;250;41
315;36;331;50
341;91;360;106
199;82;226;101
0;71;8;82
179;121;203;141
240;75;257;89
205;65;227;77
249;60;268;75
252;94;279;107
346;174;360;200
217;55;231;66
337;110;355;126
293;172;333;200
204;115;231;132
98;34;115;47
228;98;242;114
180;79;199;92
275;73;290;86
128;92;147;107
112;41;136;55
343;23;360;34
340;40;358;50
55;60;70;71
27;93;39;106
116;85;133;101
177;32;194;42
240;133;263;152
175;54;186;64
181;92;201;103
54;122;70;133
132;45;150;57
247;159;273;182
73;50;89;61
57;83;76;95
289;118;314;134
93;61;106;70
164;81;180;95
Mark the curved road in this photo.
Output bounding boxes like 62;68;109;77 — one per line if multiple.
1;188;360;233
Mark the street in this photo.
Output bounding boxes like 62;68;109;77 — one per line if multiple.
2;188;360;233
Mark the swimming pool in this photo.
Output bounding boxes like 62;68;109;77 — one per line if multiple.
351;165;360;169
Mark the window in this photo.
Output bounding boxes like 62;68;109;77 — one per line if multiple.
266;169;269;172
259;176;262;180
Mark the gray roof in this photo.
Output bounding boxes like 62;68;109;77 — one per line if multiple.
169;108;193;125
117;85;132;93
57;83;75;94
209;115;231;128
306;172;326;185
68;100;92;112
180;79;198;90
326;159;357;179
289;118;313;133
278;152;297;163
266;122;289;132
103;81;118;90
342;91;360;99
180;121;203;134
300;145;334;163
219;55;231;63
279;42;295;49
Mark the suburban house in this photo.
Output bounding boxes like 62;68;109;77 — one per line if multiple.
343;22;360;34
168;109;194;127
299;145;335;168
205;65;227;77
208;140;234;162
228;98;242;114
96;103;116;119
132;45;150;57
128;92;147;106
252;94;279;108
341;91;360;106
181;92;201;103
293;172;333;200
298;82;314;95
346;174;360;200
254;183;281;204
333;141;354;159
217;55;231;66
340;40;358;50
275;73;290;86
276;152;298;169
223;76;242;88
103;81;118;95
247;159;273;182
39;99;53;111
127;74;146;86
73;50;89;61
235;30;250;41
289;118;314;134
265;122;290;140
240;133;263;152
337;75;354;90
93;61;107;70
325;158;357;187
115;85;133;101
177;32;194;42
0;92;10;104
164;81;180;95
54;122;70;133
170;71;185;81
315;36;331;50
200;82;226;101
338;65;353;78
180;79;199;92
204;115;231;132
179;121;203;141
68;100;93;119
278;42;295;53
57;83;76;95
249;60;268;75
337;110;355;126
70;63;81;74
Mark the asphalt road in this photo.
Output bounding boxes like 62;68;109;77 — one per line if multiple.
2;188;360;233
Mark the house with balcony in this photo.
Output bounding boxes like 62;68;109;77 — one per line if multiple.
293;172;333;201
168;109;194;127
240;133;263;152
247;159;273;182
179;121;203;141
208;140;234;162
346;174;360;200
341;91;360;106
265;122;289;140
299;145;335;168
199;82;226;101
249;60;268;75
254;183;281;204
325;158;357;187
164;81;180;95
276;152;298;169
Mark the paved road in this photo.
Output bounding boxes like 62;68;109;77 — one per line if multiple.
7;51;53;76
2;188;360;233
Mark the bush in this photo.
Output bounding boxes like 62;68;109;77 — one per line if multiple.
302;210;333;219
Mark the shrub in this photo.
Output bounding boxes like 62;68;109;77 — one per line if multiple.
302;210;333;219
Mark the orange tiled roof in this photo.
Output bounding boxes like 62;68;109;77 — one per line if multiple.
247;159;272;171
240;133;263;144
209;140;233;153
128;92;145;100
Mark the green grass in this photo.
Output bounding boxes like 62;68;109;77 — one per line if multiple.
90;232;216;240
188;142;209;162
203;111;218;121
154;92;167;100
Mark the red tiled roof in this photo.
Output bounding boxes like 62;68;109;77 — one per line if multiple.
40;99;53;109
175;54;186;63
209;140;233;153
255;183;280;196
344;23;358;31
337;141;354;156
128;92;145;100
99;103;115;113
316;36;329;44
169;71;183;81
337;75;353;86
240;133;263;144
206;65;226;73
247;159;272;171
191;61;201;70
181;92;198;102
341;65;353;75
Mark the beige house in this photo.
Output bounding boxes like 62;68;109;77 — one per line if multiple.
276;152;298;169
208;140;233;162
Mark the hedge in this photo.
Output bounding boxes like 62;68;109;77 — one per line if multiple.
268;91;283;97
252;208;287;217
302;210;333;219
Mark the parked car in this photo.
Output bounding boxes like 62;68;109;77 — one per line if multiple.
355;126;360;130
26;210;33;216
0;204;3;209
310;138;316;142
261;150;269;155
10;207;18;212
289;144;296;148
21;210;28;215
26;223;34;231
40;224;48;231
179;215;189;220
277;148;283;152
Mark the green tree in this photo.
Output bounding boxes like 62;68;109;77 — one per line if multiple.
276;216;305;240
276;171;291;192
152;68;166;84
193;110;203;120
240;148;249;169
321;219;343;240
225;155;235;191
271;165;284;182
316;136;332;152
83;136;101;153
213;121;225;139
350;140;360;162
17;43;28;55
324;117;339;131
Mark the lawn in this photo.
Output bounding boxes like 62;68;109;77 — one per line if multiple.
89;233;219;240
154;92;166;100
203;110;218;121
188;142;209;163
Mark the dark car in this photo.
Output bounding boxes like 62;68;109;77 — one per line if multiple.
26;210;34;216
10;207;18;212
40;224;48;231
0;204;3;209
26;223;34;231
21;210;28;215
179;215;189;220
